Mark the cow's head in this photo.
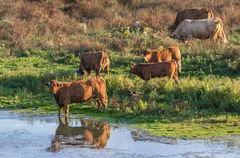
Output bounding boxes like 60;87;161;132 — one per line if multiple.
129;62;136;74
168;25;175;33
170;32;178;39
45;80;63;94
143;49;152;62
76;69;84;76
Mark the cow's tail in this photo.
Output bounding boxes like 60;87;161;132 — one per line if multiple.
212;18;222;42
170;46;181;73
98;77;108;106
214;17;228;43
172;60;179;72
172;60;179;83
208;9;214;18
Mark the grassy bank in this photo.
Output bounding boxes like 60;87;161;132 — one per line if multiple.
0;45;240;139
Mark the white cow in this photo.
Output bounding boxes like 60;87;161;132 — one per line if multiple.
171;17;227;44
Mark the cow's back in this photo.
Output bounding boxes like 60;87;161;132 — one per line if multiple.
182;8;212;20
171;7;214;32
91;77;106;93
191;19;217;39
165;46;181;61
135;62;175;77
67;81;93;102
81;52;103;69
151;50;161;62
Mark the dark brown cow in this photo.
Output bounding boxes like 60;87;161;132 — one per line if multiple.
143;46;181;73
169;7;214;32
50;117;111;152
76;51;110;78
130;61;179;83
45;77;108;116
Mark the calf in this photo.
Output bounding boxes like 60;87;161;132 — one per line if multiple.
143;46;181;73
45;77;108;116
130;61;179;83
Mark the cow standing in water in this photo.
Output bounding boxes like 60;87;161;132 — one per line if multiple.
143;46;181;73
76;51;110;78
169;7;214;32
45;77;108;117
130;61;179;83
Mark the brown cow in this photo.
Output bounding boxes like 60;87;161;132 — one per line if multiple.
76;51;110;78
169;7;214;32
130;61;179;83
143;46;181;73
45;77;108;117
171;17;227;44
50;117;111;152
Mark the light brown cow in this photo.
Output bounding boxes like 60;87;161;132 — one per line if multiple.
171;17;227;44
76;51;110;78
45;77;108;117
130;61;179;83
143;46;181;73
169;7;214;32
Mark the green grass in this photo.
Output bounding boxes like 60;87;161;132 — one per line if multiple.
134;115;240;139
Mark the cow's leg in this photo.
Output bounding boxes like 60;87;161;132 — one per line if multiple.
63;104;70;117
58;106;63;116
177;61;181;73
168;71;174;80
102;99;108;112
95;67;101;77
173;73;179;84
86;70;91;78
105;66;109;75
80;64;86;79
96;98;102;111
65;116;70;126
98;95;108;112
143;74;151;82
96;71;100;77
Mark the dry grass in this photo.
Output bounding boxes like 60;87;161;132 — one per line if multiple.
0;0;239;55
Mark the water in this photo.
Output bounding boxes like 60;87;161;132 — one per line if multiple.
0;111;240;158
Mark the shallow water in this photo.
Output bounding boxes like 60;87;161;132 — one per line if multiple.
0;111;240;158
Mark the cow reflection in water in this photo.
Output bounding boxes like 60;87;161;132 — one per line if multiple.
50;117;111;152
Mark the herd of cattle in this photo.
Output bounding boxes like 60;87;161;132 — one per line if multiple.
45;7;227;116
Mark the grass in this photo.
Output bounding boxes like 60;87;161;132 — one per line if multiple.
1;43;240;138
134;115;240;139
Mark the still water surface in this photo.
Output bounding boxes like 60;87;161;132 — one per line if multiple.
0;111;240;158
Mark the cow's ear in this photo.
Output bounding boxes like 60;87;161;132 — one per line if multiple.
131;62;136;67
146;49;151;54
57;82;63;88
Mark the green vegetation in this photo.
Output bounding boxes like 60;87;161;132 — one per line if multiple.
0;0;240;139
